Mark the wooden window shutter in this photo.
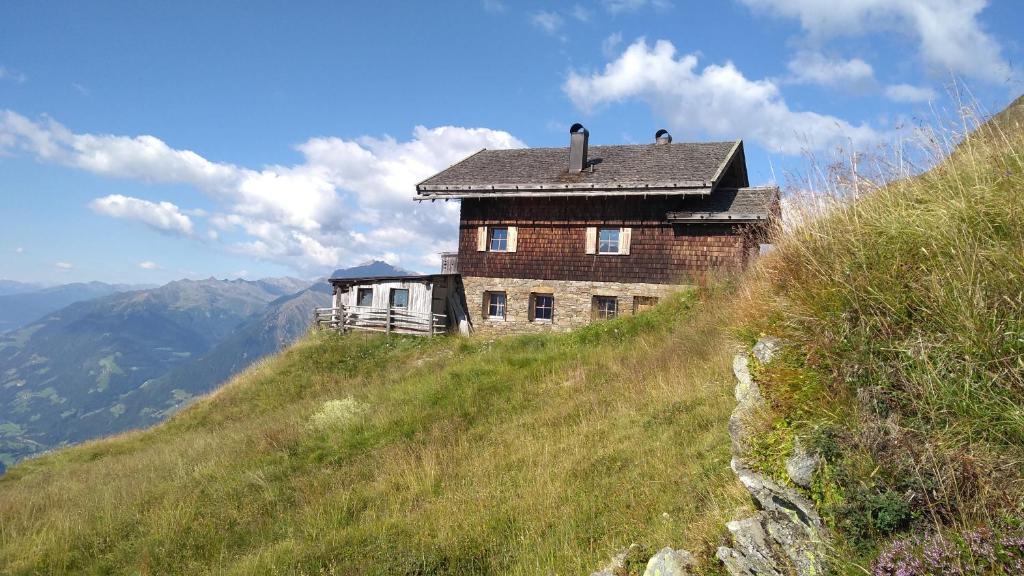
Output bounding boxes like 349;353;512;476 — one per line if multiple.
620;227;632;255
585;227;597;254
477;226;487;251
507;226;518;252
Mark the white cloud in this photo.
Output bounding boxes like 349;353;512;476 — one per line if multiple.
602;32;624;58
13;246;25;254
564;38;884;155
531;11;563;34
138;261;159;270
89;194;195;236
0;66;27;84
602;0;672;14
0;110;523;273
885;83;937;103
786;51;874;88
481;0;505;13
55;261;73;270
569;4;591;21
739;0;1012;83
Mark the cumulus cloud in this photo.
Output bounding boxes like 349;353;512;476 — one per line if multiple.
786;51;874;88
55;261;73;270
89;194;195;236
885;83;937;103
138;261;159;270
13;246;25;254
564;38;884;155
739;0;1012;84
0;110;523;272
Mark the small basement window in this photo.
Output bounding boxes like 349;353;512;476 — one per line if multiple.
593;296;618;320
633;296;659;314
486;292;507;320
390;288;409;309
489;227;508;252
532;294;553;322
356;287;374;307
598;228;620;254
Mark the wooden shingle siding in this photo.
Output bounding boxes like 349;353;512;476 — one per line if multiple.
457;197;754;284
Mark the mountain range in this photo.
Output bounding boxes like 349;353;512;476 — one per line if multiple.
0;261;411;467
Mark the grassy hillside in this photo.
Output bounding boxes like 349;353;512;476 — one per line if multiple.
0;291;747;575
736;104;1024;572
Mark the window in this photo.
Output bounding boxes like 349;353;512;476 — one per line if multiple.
487;292;506;319
489;227;508;252
390;288;409;309
598;228;620;254
532;294;553;322
594;296;617;320
356;288;373;307
633;296;659;314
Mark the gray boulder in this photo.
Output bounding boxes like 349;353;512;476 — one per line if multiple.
642;547;695;576
752;337;783;364
785;440;821;488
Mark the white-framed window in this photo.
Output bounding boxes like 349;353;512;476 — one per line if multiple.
390;288;409;309
532;294;553;322
598;228;620;254
593;296;618;320
356;288;373;307
489;227;509;252
486;292;507;319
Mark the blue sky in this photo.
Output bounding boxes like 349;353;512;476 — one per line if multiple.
1;0;1021;284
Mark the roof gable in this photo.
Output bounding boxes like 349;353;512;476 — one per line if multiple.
416;140;743;199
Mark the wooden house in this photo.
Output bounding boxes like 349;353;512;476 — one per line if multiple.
413;124;779;334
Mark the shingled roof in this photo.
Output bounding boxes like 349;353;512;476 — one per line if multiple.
415;140;743;199
666;187;779;223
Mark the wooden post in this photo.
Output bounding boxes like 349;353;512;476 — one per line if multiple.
386;307;392;335
430;313;435;337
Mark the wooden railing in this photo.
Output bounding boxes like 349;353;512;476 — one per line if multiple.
314;306;447;336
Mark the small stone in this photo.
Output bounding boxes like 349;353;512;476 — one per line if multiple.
785;440;820;488
642;547;695;576
752;337;783;364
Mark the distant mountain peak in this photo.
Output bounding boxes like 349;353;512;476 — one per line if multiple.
330;261;418;279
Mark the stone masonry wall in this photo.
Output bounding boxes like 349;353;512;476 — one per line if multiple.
462;275;687;335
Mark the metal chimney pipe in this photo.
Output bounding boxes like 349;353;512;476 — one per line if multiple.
568;123;589;172
655;129;672;144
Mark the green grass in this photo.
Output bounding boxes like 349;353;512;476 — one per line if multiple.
0;291;747;575
737;104;1024;570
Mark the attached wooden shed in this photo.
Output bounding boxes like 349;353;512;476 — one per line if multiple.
318;274;469;336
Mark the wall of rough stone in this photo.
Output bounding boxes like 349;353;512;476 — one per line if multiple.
462;275;687;335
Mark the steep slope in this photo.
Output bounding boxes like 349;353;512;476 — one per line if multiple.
0;291;745;575
104;283;332;427
733;103;1024;572
0;281;146;332
0;278;305;464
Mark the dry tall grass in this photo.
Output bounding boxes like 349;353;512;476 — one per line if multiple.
0;291;747;575
737;97;1024;571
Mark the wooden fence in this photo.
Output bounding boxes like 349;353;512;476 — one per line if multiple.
314;306;448;336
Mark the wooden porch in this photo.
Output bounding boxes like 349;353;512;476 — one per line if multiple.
314;305;448;336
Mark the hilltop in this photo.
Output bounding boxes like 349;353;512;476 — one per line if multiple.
0;101;1022;574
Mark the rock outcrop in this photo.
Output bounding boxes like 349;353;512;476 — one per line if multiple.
588;338;830;576
717;339;828;576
